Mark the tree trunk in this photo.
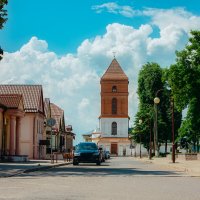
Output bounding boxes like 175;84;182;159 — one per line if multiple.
165;139;167;154
197;140;199;153
193;141;196;153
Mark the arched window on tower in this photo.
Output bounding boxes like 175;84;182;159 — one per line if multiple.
112;86;117;92
112;122;117;135
112;98;117;114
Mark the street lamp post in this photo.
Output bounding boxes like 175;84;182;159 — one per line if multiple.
139;119;142;158
47;118;56;164
171;98;175;163
153;89;175;161
149;118;152;160
154;97;160;157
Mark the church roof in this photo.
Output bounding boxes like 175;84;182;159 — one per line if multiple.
101;58;128;81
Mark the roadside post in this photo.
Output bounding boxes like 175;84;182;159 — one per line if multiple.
47;118;56;164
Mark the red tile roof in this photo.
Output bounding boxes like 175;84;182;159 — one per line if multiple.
50;103;64;131
101;58;128;81
0;94;23;109
0;85;44;113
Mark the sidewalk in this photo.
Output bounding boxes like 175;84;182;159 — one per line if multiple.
0;159;72;178
135;156;200;176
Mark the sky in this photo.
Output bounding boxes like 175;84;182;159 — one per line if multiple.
1;0;200;144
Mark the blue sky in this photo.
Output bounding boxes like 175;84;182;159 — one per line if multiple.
1;0;200;143
2;0;200;54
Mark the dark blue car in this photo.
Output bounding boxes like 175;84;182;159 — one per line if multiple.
73;142;102;165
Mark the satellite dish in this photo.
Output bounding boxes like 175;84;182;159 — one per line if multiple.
47;118;56;127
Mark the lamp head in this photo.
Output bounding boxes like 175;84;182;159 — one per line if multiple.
154;97;160;104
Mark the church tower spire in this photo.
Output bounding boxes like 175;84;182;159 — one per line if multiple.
101;58;128;81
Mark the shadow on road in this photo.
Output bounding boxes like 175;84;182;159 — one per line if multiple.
16;164;184;178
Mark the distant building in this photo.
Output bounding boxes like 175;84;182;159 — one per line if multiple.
65;125;75;151
44;99;75;157
82;131;92;142
49;102;65;153
0;85;45;159
82;129;101;143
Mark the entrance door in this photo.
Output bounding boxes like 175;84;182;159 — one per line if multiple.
111;143;118;155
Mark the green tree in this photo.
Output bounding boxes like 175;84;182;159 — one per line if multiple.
0;0;8;60
133;63;167;152
133;62;182;155
0;0;8;29
168;30;200;152
132;104;154;152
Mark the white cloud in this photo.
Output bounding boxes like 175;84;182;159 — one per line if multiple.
78;98;90;111
1;8;200;143
143;8;200;66
143;8;200;32
20;36;48;53
92;2;137;18
92;2;118;14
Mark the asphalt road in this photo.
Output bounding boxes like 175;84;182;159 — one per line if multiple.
1;157;200;200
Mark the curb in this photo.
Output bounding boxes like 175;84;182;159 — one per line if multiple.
1;162;72;178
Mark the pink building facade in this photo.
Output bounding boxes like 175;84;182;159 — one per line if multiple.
0;94;25;157
0;85;45;159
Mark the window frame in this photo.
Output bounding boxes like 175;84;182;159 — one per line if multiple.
111;122;117;135
112;86;117;92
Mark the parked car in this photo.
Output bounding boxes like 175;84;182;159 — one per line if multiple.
100;149;106;162
73;142;102;165
105;150;110;159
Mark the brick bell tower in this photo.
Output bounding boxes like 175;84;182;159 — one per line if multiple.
98;58;131;156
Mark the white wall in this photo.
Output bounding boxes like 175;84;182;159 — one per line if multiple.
98;142;132;156
100;118;129;137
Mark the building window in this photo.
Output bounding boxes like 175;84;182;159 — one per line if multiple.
112;86;117;92
112;98;117;114
112;122;117;135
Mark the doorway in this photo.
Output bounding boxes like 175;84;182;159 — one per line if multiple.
111;143;118;155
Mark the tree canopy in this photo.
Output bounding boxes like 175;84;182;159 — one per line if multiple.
0;0;7;29
168;30;200;111
168;30;200;150
0;0;8;60
134;63;166;151
132;62;182;154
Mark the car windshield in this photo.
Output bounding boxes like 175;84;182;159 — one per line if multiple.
77;143;98;150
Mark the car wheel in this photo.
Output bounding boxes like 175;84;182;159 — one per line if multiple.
73;160;79;165
96;160;101;165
